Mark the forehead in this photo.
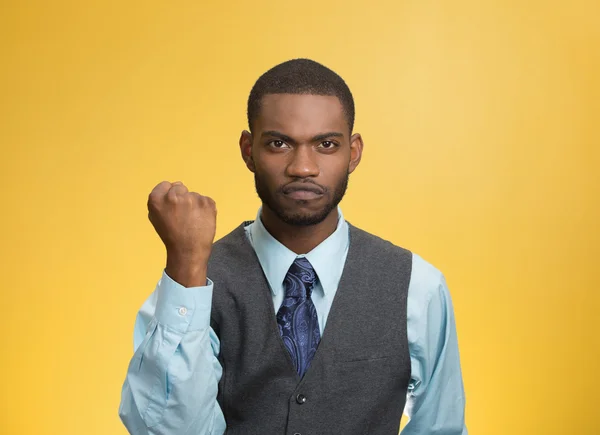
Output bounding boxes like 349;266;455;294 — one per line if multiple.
256;94;347;136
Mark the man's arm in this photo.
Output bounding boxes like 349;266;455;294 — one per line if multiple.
119;181;226;434
118;271;226;434
402;255;467;434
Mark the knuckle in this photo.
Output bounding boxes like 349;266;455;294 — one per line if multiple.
166;188;179;202
182;192;195;205
191;192;203;204
154;180;170;192
150;181;170;199
204;197;217;213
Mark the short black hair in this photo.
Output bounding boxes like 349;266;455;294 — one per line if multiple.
247;58;355;133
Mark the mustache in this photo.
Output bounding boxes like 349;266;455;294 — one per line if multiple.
280;181;327;195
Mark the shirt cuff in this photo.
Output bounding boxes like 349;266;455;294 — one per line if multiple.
155;270;214;333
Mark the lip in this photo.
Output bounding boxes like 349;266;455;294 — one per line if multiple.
284;190;323;200
282;183;325;201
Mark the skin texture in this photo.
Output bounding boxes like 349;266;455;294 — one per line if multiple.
239;94;363;254
147;93;363;287
147;181;216;287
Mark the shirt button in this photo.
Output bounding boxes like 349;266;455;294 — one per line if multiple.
178;307;187;316
294;433;301;435
296;394;307;404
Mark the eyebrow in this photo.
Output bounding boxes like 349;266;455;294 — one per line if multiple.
261;130;344;145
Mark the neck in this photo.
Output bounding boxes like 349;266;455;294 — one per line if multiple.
260;206;339;254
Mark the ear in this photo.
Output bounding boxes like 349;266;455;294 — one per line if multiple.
239;130;255;173
348;133;364;174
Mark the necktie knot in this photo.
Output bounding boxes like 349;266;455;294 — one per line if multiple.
284;257;317;299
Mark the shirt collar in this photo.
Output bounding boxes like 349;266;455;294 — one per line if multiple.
248;207;349;297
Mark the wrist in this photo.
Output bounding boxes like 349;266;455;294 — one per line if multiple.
165;251;209;287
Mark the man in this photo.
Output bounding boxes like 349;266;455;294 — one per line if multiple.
119;59;467;434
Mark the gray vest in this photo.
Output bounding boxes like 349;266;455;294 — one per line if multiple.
208;221;413;435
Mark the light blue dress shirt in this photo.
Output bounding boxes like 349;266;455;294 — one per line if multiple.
119;208;467;434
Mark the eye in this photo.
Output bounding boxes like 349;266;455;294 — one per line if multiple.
268;140;289;149
318;140;337;149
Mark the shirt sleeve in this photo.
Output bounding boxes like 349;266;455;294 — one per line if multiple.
118;270;226;435
402;254;467;435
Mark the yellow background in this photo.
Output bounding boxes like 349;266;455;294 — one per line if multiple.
1;0;598;434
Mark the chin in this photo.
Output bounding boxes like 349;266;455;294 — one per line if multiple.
278;208;333;227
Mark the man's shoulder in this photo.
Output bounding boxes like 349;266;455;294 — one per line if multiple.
349;223;443;283
208;222;252;269
347;222;412;256
408;253;446;303
411;253;443;282
212;221;250;248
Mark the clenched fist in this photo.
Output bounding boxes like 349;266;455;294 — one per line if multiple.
147;181;217;287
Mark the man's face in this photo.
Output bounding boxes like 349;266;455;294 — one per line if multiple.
241;94;362;226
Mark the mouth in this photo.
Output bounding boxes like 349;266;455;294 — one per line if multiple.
284;190;323;200
282;183;325;201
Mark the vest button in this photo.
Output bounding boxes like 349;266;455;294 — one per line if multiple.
296;393;307;404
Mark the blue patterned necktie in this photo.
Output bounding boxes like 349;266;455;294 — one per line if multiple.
276;257;321;378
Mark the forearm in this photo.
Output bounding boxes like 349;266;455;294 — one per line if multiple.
119;272;225;435
119;322;223;434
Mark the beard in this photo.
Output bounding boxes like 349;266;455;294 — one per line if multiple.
254;171;349;227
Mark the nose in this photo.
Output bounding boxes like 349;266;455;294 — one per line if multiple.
285;145;320;178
